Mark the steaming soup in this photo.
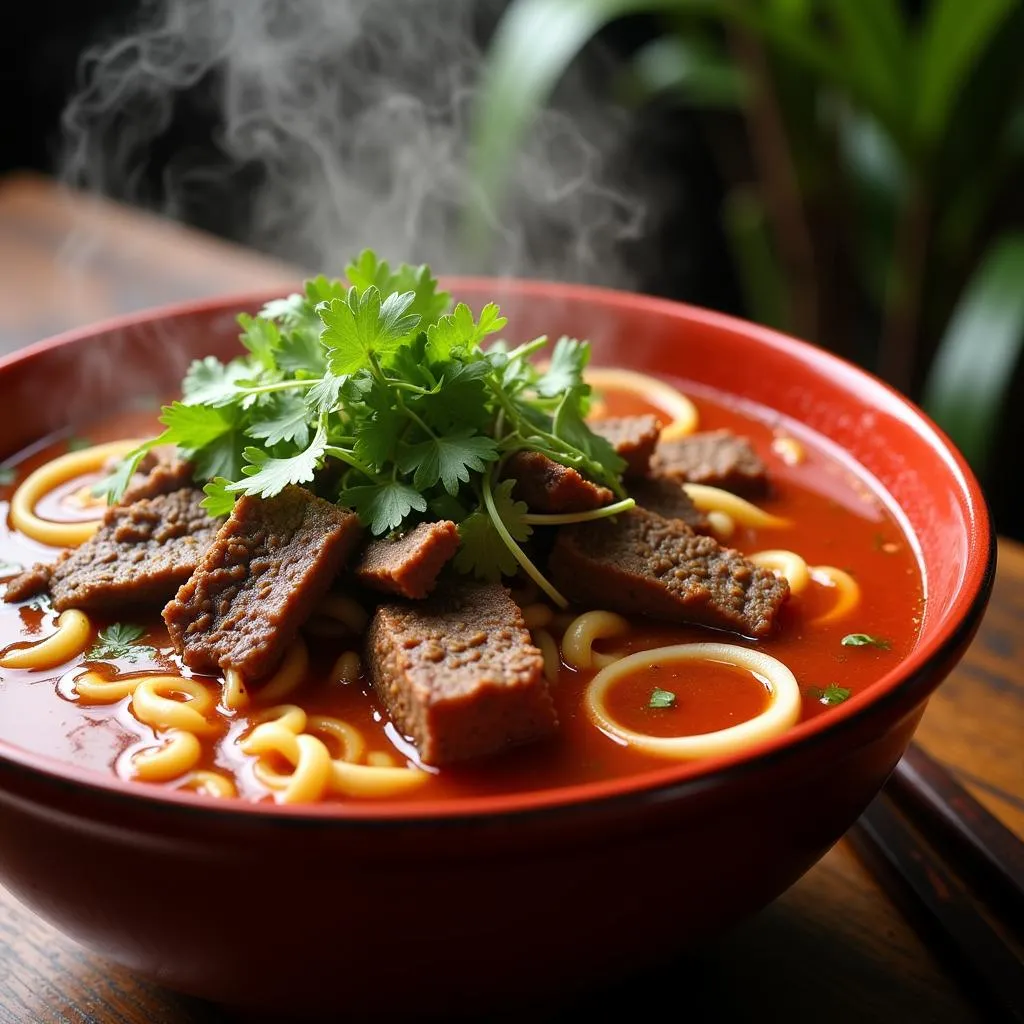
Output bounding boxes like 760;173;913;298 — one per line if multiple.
0;258;923;804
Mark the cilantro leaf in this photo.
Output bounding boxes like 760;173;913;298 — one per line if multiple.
182;356;253;407
398;430;499;495
0;467;14;486
67;436;92;452
87;623;157;664
649;687;676;709
237;313;281;369
229;423;328;499
454;510;518;580
537;336;589;397
246;395;311;448
841;633;891;649
342;480;427;535
201;477;236;517
552;387;627;487
821;683;852;705
425;302;507;362
345;250;451;324
318;286;420;376
454;478;532;580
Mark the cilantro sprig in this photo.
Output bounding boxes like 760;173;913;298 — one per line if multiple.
101;250;633;605
87;623;157;663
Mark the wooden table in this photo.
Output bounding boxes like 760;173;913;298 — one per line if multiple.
0;172;1020;1024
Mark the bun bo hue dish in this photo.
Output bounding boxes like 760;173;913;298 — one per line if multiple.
0;251;922;806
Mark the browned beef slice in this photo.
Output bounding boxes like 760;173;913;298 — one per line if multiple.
3;563;53;602
549;507;788;637
353;521;460;599
591;415;662;478
651;429;768;496
23;489;219;612
120;454;196;505
504;451;613;513
163;486;362;680
366;581;556;765
628;477;712;534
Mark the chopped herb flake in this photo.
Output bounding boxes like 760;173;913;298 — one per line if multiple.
807;684;852;706
87;623;157;663
648;687;677;709
841;633;891;649
67;437;93;452
0;467;15;486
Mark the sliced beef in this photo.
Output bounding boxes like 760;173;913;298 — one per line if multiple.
549;507;788;637
3;563;52;602
120;454;195;505
591;415;662;478
366;581;556;765
628;477;712;533
353;520;459;599
651;429;768;496
163;486;362;681
504;451;613;513
4;488;220;612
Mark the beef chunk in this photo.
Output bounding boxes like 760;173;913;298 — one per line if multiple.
3;563;52;602
628;477;711;533
120;455;195;505
354;521;460;599
549;507;788;637
591;415;662;477
164;486;362;680
5;489;220;612
366;581;556;765
505;451;613;513
651;429;768;496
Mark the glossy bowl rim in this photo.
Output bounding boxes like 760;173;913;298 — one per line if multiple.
0;277;997;825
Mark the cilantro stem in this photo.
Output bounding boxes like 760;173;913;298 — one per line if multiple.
481;471;568;609
235;379;318;397
522;497;636;525
323;446;384;482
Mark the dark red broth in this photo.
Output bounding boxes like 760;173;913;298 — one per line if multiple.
0;382;925;802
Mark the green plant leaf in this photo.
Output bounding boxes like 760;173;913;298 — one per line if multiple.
721;186;789;331
824;0;907;118
915;0;1016;147
627;35;749;108
921;233;1024;478
467;0;681;254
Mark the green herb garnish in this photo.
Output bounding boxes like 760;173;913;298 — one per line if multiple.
0;467;14;486
841;633;891;649
807;683;853;706
101;250;632;607
67;436;93;452
87;623;157;663
648;687;677;709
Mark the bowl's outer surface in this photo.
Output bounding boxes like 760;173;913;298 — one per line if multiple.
0;280;995;1018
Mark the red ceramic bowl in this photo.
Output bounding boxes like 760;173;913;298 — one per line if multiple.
0;280;995;1020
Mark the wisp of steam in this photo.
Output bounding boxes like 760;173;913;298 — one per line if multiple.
59;0;647;284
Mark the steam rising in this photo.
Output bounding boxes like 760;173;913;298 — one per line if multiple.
60;0;646;284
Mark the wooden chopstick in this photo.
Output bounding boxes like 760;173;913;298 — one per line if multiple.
848;748;1024;1023
889;743;1024;921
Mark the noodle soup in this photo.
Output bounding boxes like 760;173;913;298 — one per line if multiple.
0;380;923;805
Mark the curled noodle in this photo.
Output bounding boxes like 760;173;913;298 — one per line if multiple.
0;610;92;670
561;610;630;670
9;439;146;547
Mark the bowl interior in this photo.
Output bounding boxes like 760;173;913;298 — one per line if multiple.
0;277;994;816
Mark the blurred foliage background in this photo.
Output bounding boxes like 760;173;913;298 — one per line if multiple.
4;0;1023;539
469;0;1024;535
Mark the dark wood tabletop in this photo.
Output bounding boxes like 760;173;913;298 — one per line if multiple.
0;172;1020;1024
